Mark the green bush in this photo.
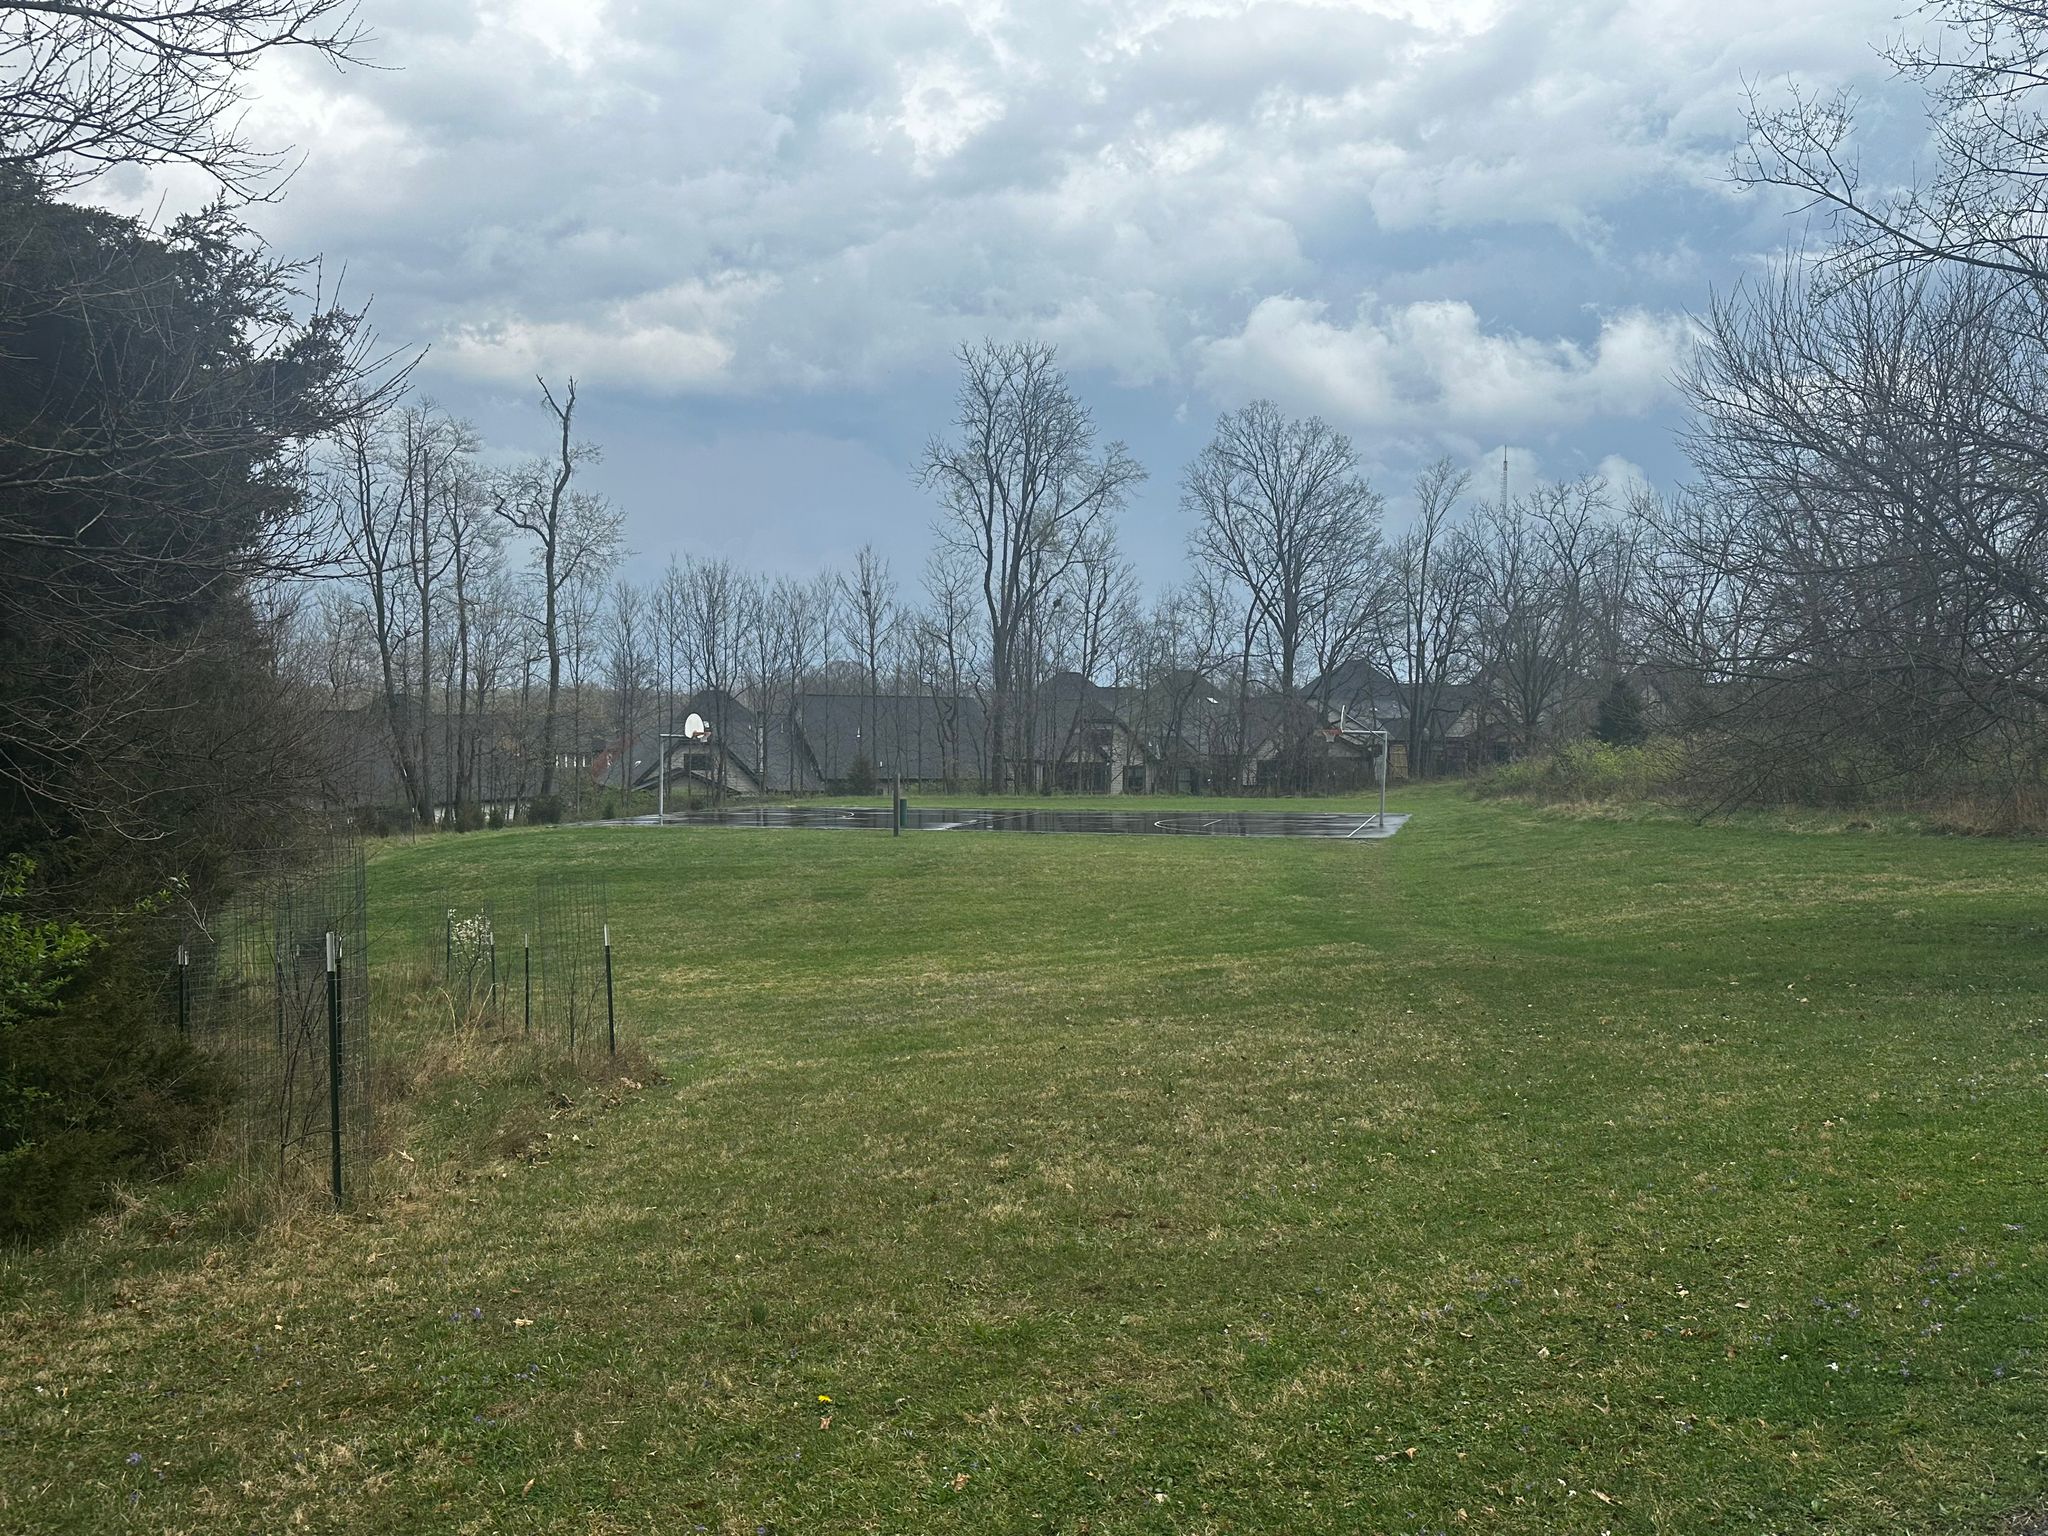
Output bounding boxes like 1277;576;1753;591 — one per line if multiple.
1595;679;1648;747
0;860;231;1242
354;803;413;839
843;755;877;796
1481;738;1689;804
527;795;563;826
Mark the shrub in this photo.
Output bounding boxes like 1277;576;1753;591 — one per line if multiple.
1481;738;1689;804
354;803;413;839
843;755;877;796
0;860;231;1242
526;795;563;826
1594;679;1647;747
486;807;505;830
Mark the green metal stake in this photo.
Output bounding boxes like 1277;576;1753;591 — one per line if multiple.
176;945;190;1035
325;932;343;1211
604;924;616;1058
523;934;531;1036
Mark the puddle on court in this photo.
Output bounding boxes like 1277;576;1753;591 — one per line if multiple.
602;807;1408;840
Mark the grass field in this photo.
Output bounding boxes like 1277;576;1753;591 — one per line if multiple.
3;787;2046;1533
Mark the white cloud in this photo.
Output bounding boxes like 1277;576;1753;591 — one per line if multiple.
1593;453;1656;500
1194;294;1693;440
93;0;1899;417
437;273;777;392
68;0;1920;573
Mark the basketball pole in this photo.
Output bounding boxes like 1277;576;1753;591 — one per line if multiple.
658;728;695;822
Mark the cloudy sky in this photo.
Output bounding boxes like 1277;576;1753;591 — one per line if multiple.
99;0;1927;590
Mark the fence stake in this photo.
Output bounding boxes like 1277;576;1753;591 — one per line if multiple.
523;934;531;1036
325;931;343;1211
274;958;285;1050
176;945;190;1035
444;913;453;982
490;941;499;1027
604;923;616;1058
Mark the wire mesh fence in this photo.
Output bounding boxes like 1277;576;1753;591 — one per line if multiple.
379;871;615;1058
157;852;619;1211
164;844;370;1206
533;874;610;1058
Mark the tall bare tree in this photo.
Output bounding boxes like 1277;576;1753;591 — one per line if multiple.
603;577;652;795
682;557;743;800
920;340;1144;791
913;552;981;789
494;378;620;805
840;544;897;765
1183;400;1384;789
1380;458;1478;777
1470;479;1613;756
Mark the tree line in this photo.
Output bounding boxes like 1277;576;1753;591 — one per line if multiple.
298;344;1655;813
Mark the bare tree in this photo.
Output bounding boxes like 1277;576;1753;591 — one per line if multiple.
328;407;423;817
1738;1;2048;292
1183;400;1384;790
1046;524;1137;775
1470;478;1614;756
603;577;652;796
920;340;1145;791
780;570;836;792
1126;578;1232;793
0;1;370;197
651;556;688;788
439;426;498;819
682;557;743;801
560;560;605;816
840;544;896;765
392;405;468;824
1665;261;2048;802
1380;459;1478;777
912;553;980;789
494;377;621;805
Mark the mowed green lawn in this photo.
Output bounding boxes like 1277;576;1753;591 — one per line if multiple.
4;789;2046;1534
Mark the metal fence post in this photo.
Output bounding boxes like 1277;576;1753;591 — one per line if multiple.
444;913;452;982
523;934;531;1036
325;931;343;1211
175;945;190;1035
273;957;285;1050
489;941;499;1027
604;924;616;1058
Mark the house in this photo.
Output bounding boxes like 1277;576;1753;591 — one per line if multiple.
1029;673;1148;794
1306;659;1409;778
